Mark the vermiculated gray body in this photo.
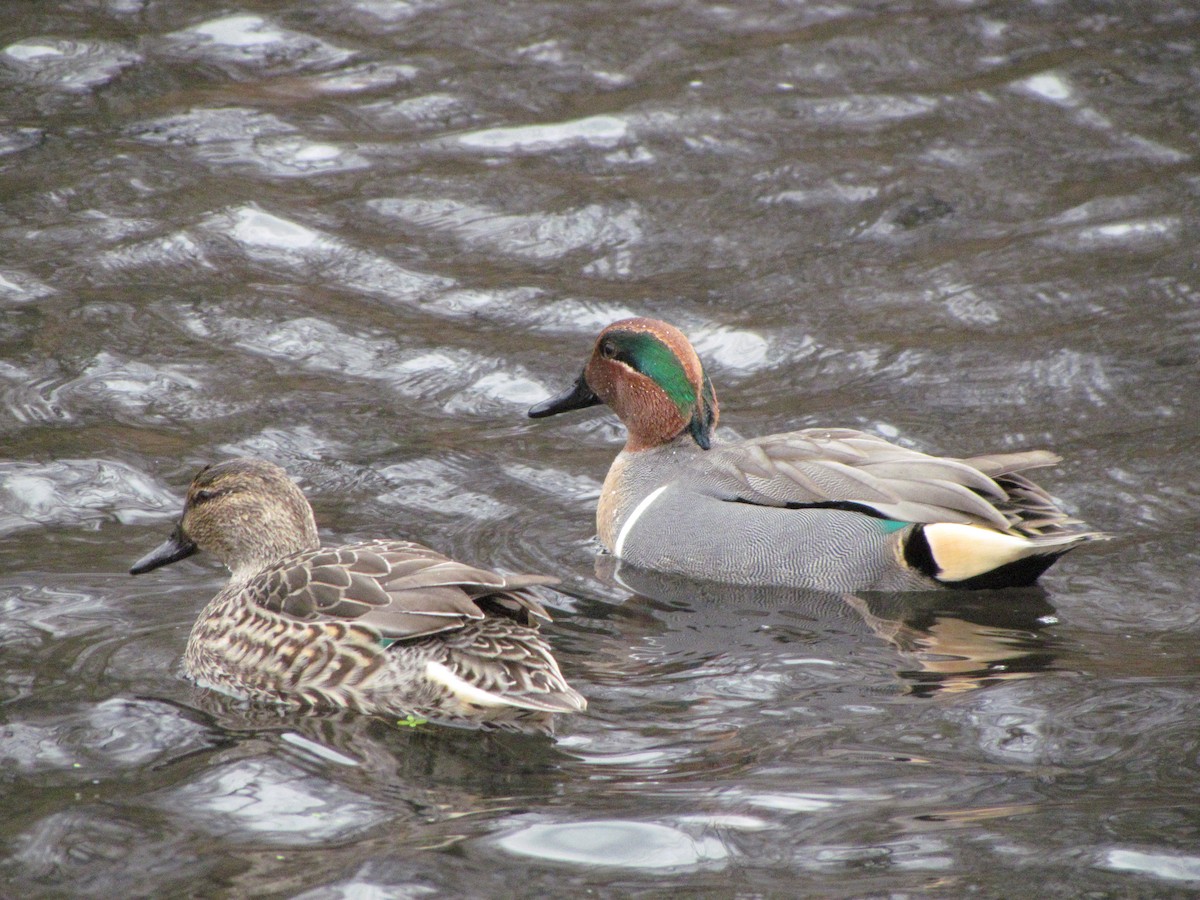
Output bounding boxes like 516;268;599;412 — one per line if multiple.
615;486;932;590
596;431;1102;590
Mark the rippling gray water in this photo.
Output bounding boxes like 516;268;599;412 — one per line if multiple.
2;1;1198;896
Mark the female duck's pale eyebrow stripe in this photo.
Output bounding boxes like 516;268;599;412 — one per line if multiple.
614;484;669;559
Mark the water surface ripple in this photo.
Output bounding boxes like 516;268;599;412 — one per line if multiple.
1;1;1197;896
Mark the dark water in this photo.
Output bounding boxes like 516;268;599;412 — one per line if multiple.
2;1;1198;895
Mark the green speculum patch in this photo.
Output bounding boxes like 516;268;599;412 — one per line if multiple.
611;332;697;415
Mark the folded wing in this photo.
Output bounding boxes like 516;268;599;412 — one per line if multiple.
702;428;1090;537
252;540;557;642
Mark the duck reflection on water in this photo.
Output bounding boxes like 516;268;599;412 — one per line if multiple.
595;556;1060;698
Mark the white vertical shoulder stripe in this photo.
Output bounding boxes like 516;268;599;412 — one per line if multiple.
614;484;670;559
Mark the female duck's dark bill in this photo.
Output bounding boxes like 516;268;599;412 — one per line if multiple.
528;374;602;418
130;525;198;575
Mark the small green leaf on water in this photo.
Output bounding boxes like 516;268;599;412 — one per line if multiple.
398;714;427;728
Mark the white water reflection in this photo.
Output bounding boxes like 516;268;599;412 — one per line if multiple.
0;127;42;157
360;92;473;130
456;115;631;153
132;107;296;146
207;206;452;302
1103;848;1200;883
1;699;212;773
793;836;955;873
791;94;939;126
1;39;140;91
368;198;643;262
495;820;727;870
132;107;369;178
218;426;348;464
156;757;392;845
54;352;205;420
1052;217;1180;249
165;15;353;71
0;269;53;302
1017;73;1074;104
377;458;514;519
0;460;178;536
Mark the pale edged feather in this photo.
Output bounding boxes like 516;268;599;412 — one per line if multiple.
701;427;1087;536
420;618;587;713
963;450;1060;476
253;539;556;642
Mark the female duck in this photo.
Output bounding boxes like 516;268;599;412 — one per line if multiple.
529;317;1104;591
131;458;585;730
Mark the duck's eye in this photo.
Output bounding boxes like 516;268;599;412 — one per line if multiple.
193;488;220;504
600;340;618;360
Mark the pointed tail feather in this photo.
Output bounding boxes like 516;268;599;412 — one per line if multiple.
963;450;1061;476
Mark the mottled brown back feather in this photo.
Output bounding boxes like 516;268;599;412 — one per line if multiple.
251;539;556;643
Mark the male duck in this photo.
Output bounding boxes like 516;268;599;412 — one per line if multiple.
529;317;1105;591
130;458;585;731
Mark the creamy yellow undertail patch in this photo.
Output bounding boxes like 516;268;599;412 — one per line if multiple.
923;523;1039;582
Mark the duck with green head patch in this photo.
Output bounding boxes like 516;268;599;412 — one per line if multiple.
130;458;585;733
529;317;1107;591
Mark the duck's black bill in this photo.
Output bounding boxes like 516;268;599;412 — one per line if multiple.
130;526;198;575
528;374;602;418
